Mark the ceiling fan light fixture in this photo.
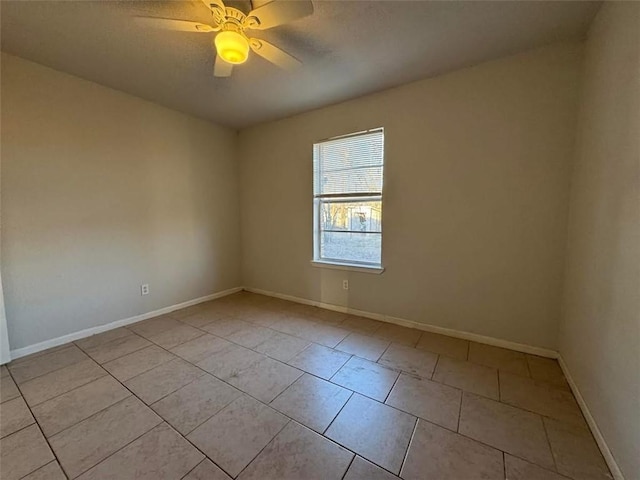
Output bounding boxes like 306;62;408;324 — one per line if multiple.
215;31;249;65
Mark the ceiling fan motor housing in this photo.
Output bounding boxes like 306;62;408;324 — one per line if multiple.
214;8;251;65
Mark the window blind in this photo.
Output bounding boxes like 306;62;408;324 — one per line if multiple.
313;129;384;197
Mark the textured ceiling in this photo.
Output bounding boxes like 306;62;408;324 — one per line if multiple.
1;0;600;128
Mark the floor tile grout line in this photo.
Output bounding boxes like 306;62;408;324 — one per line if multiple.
456;388;465;433
73;326;135;348
233;330;311;364
541;414;561;473
504;452;573;478
76;330;151;362
232;419;293;479
68;420;164;479
43;394;135;444
0;394;21;406
113;354;203;392
525;354;534;379
502;451;507;479
339;453;357;480
0;419;37;442
326;359;399;402
323;408;408;479
430;353;441;381
382;367;402;404
284;342;325;368
385;392;464;437
23;460;65;479
7;345;90;387
101;349;178;383
8;355;112;410
75;335;152;369
321;391;355;436
484;391;585;430
135;368;208;411
5;368;70;480
267;372;307;409
22;368;111;410
179;458;205;480
145;324;207;347
398;415;420;477
416;329;426;351
180;388;243;438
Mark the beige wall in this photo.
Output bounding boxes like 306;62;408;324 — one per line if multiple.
559;3;640;479
239;42;583;349
1;53;241;350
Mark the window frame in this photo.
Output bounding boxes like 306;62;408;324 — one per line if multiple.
311;128;385;274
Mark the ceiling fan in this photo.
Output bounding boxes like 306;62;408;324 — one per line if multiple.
136;0;313;77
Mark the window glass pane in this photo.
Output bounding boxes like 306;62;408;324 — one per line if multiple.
320;200;382;233
320;232;382;265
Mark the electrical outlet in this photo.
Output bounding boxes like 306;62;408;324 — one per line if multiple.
343;280;349;290
141;284;150;296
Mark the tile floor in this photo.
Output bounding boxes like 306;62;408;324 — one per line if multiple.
0;292;613;480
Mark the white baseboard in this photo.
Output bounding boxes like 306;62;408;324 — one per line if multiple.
8;286;242;361
558;355;624;480
244;287;558;359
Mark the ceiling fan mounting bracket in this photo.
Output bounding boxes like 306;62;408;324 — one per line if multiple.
221;7;246;28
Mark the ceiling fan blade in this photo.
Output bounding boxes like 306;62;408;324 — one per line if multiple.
245;0;313;30
135;17;217;32
249;38;301;70
214;55;233;77
201;0;227;23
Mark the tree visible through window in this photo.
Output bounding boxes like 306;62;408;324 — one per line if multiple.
313;128;384;267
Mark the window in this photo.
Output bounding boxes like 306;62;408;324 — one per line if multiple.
313;128;384;270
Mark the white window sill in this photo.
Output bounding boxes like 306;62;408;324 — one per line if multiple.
310;260;385;275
